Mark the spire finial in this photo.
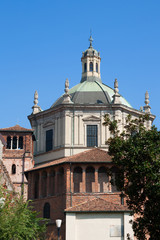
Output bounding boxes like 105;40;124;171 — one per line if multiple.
62;78;73;104
144;90;151;113
113;78;121;104
89;31;93;48
114;78;119;95
32;90;42;114
65;78;69;94
145;91;149;106
34;90;38;106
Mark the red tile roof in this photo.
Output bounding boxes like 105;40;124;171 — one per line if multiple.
26;148;112;172
0;125;33;132
65;197;130;212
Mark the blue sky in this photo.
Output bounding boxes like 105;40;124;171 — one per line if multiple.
0;0;160;129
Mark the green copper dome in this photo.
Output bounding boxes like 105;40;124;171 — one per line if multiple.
51;79;132;108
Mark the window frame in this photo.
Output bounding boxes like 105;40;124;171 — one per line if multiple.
89;62;93;72
86;125;98;147
11;164;16;174
46;129;53;152
43;202;50;219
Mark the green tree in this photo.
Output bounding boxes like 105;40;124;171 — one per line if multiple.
0;185;47;240
103;114;160;240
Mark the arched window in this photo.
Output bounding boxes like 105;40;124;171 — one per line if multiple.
84;63;87;72
90;62;93;72
49;170;55;196
34;173;39;199
12;164;16;174
42;171;47;197
86;167;95;192
12;136;17;149
96;63;98;73
18;136;23;149
73;167;82;193
98;167;109;192
43;202;50;219
111;167;120;192
7;136;11;149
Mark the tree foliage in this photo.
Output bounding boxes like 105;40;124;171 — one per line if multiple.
0;185;47;240
104;114;160;240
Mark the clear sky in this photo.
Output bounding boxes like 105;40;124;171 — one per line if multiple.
0;0;160;129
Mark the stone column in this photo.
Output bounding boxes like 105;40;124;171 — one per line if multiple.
70;167;73;193
82;168;86;192
55;118;58;147
11;137;13;149
65;166;71;193
108;175;112;192
95;168;98;192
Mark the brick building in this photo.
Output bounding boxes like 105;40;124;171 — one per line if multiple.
0;134;14;192
0;125;34;198
26;148;133;239
26;37;155;240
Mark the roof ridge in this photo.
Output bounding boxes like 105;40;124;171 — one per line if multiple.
0;125;33;132
95;81;112;103
66;197;101;211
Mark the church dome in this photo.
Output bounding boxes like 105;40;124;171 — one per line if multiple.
51;80;132;108
51;36;132;109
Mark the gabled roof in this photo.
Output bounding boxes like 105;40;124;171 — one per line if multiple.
25;148;112;173
0;124;33;133
65;197;130;212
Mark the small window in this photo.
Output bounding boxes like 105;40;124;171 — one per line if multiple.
90;62;93;72
96;63;98;73
12;164;16;174
43;202;50;219
87;125;98;147
46;129;53;152
84;63;87;72
7;136;11;149
18;136;23;149
12;136;17;149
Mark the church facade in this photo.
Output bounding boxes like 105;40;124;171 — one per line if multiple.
26;37;155;240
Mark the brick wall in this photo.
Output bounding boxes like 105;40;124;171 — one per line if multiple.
28;161;125;240
1;131;34;198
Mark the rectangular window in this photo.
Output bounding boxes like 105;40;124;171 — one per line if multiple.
87;125;98;147
46;129;53;152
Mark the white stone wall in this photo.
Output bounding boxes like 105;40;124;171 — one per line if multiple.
66;212;134;240
30;105;152;165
